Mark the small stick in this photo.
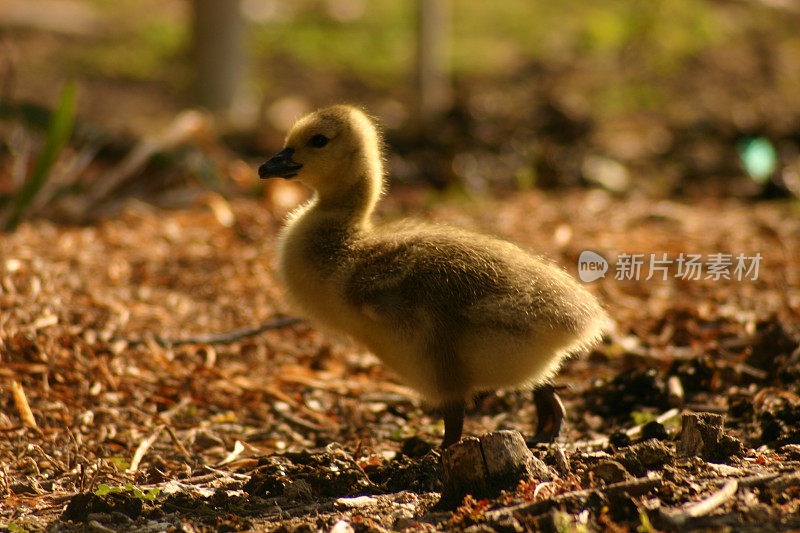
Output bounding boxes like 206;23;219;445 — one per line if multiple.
712;472;780;488
85;110;209;208
486;475;662;520
766;472;800;492
11;380;39;430
626;407;681;438
159;419;192;461
262;384;338;429
659;480;738;528
273;408;328;433
127;426;163;473
604;475;664;498
122;317;304;347
139;471;226;490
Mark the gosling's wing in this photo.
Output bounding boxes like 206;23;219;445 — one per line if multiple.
342;232;518;329
343;225;598;335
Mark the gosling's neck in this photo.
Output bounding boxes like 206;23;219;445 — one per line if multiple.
305;171;383;231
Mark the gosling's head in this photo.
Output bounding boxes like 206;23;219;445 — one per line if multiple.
259;105;383;197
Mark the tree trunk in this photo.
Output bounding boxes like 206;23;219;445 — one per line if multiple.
192;0;244;112
415;0;452;131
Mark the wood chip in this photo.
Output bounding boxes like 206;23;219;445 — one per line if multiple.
127;426;163;473
667;375;685;406
218;440;245;466
11;380;38;430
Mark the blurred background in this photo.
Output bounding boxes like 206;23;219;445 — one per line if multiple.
1;0;800;229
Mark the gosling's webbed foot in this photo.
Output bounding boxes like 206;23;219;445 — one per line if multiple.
532;384;566;443
441;400;466;449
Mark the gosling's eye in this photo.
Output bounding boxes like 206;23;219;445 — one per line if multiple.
309;134;329;148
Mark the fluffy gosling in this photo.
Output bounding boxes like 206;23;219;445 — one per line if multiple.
259;105;609;447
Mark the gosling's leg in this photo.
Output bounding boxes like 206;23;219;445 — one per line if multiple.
441;400;466;448
532;384;566;442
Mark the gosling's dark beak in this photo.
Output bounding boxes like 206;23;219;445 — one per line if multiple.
258;147;303;179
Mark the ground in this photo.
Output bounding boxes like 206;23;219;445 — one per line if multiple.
1;187;799;532
2;1;800;530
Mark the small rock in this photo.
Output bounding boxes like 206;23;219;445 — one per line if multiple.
760;418;785;443
632;439;673;469
481;431;553;482
62;492;143;522
582;154;631;193
616;451;645;478
463;525;497;533
329;519;354;533
779;443;800;460
336;495;378;509
284;479;313;502
135;521;175;533
609;431;632;448
706;462;741;476
744;502;773;522
394;516;416;530
441;437;488;502
591;461;630;484
546;445;571;476
88;520;116;533
85;513;113;524
715;434;745;461
640;421;669;441
392;505;416;529
490;515;524;532
109;511;132;524
401;435;433;458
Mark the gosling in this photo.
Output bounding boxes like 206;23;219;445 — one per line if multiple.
259;105;609;448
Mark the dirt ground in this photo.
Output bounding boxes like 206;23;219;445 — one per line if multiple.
2;0;800;530
1;186;799;532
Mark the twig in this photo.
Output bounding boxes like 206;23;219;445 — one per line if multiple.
658;480;738;528
486;475;662;520
127;426;163;473
273;407;328;433
11;380;39;431
122;316;304;347
667;376;684;406
261;384;339;429
85;110;209;208
140;471;225;489
286;500;336;517
711;472;780;488
26;314;58;332
604;475;664;498
765;471;800;492
627;408;681;438
159;419;193;462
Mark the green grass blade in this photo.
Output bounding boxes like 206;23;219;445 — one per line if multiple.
3;80;77;230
